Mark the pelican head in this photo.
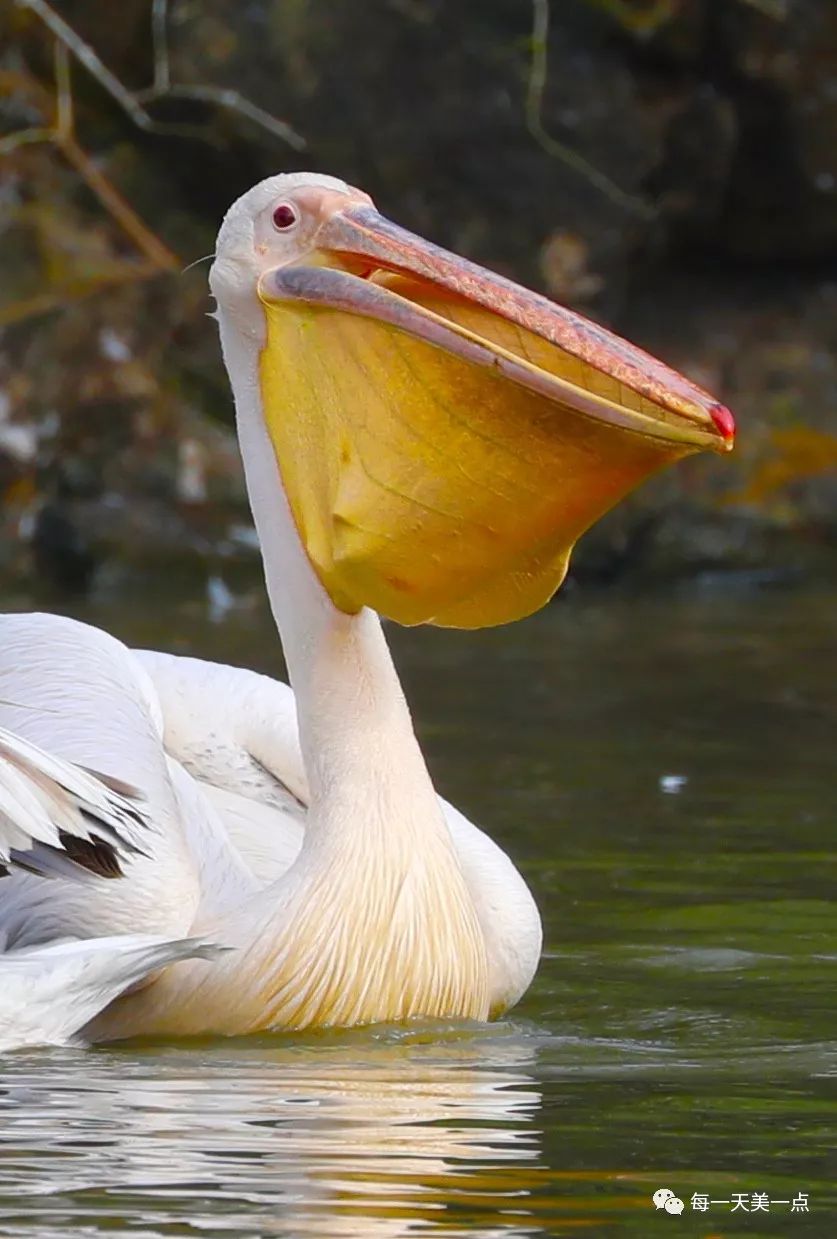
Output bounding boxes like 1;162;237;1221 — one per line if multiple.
211;172;735;628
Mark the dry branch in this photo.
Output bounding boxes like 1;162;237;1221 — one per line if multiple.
527;0;655;218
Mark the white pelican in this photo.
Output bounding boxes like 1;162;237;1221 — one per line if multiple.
0;173;734;1045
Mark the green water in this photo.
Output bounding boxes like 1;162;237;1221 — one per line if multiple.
0;580;834;1236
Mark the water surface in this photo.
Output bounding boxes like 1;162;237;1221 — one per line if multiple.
0;580;834;1236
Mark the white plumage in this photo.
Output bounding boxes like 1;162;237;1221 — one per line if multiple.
0;612;540;1042
0;935;224;1051
0;685;224;1052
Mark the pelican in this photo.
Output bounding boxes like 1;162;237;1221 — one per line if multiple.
0;173;734;1045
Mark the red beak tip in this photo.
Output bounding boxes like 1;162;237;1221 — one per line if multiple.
710;402;736;443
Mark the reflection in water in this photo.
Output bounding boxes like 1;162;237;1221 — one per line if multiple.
0;1028;543;1238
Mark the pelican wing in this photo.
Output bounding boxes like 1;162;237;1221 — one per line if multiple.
136;649;308;814
135;649;308;885
0;613;212;950
0;726;153;881
0;935;225;1051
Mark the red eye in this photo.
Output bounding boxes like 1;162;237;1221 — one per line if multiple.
272;203;297;230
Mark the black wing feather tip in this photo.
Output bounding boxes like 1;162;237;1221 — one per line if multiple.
56;831;124;878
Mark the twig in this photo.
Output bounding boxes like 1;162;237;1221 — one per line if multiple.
0;127;55;154
0;49;179;278
16;0;154;131
151;0;171;93
14;0;305;149
526;0;655;219
0;267;161;328
53;39;72;139
2;0;304;299
735;0;788;17
135;83;306;149
60;135;179;271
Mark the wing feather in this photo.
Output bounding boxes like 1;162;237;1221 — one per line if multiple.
0;934;228;1050
0;726;153;881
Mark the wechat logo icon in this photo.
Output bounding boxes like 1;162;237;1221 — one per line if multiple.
653;1188;685;1215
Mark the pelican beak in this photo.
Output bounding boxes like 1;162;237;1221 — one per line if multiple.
257;199;735;628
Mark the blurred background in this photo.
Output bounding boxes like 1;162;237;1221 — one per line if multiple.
1;0;836;599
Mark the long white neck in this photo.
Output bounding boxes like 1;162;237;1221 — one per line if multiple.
216;314;448;851
91;307;491;1038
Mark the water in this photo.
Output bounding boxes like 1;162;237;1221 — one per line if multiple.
0;578;834;1236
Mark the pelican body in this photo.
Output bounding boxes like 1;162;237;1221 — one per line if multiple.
0;174;734;1046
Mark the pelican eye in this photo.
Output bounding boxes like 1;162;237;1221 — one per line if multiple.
272;203;298;230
